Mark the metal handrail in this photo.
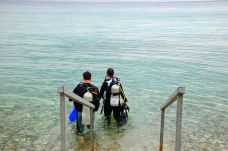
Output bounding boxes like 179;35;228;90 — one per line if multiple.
159;87;185;151
57;87;95;151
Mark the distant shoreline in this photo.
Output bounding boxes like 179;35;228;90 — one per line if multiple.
1;0;227;5
1;0;227;8
0;0;224;3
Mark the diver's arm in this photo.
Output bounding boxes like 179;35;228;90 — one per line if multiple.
91;87;100;112
119;84;127;103
69;86;78;101
71;84;83;110
99;80;107;100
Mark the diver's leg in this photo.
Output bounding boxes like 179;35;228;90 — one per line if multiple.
113;106;121;122
104;102;112;117
77;112;84;134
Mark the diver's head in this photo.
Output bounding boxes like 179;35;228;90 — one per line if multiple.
83;71;91;83
107;68;114;78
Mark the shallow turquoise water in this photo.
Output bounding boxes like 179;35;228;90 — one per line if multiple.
0;1;228;150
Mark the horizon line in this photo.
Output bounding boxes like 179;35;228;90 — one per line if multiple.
1;0;220;2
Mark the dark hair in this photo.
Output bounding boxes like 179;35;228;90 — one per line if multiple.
107;68;114;77
83;71;91;80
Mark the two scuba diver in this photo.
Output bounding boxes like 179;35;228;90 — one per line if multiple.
70;68;128;134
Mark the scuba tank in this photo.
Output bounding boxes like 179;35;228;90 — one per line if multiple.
110;83;120;107
82;90;93;125
83;91;93;102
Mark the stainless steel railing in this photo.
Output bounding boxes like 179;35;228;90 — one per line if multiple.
159;87;185;151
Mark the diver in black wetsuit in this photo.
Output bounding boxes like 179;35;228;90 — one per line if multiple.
70;71;100;134
100;68;128;122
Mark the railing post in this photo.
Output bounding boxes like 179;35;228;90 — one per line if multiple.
175;93;183;151
159;109;165;151
60;87;66;151
90;108;94;151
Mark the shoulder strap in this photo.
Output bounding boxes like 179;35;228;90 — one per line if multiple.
113;77;120;85
106;79;113;86
87;84;99;96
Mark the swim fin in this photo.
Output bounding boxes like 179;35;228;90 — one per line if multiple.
69;108;78;122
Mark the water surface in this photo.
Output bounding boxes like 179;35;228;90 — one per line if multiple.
0;1;228;150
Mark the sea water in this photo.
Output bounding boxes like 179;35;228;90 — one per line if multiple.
0;1;228;150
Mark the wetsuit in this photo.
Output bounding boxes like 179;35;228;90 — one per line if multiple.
70;82;100;133
100;77;127;121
